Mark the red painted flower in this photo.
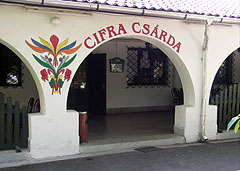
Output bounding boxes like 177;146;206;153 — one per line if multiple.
40;69;48;82
64;69;72;81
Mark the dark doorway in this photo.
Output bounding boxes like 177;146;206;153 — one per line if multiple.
67;53;106;115
87;53;106;115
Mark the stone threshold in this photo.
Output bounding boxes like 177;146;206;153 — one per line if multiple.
106;106;174;114
79;134;185;154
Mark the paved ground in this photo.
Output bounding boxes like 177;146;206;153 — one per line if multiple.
88;111;174;142
0;141;239;171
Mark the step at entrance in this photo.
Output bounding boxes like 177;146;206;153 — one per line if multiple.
79;134;185;154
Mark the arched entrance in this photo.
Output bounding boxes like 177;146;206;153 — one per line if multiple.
209;47;240;132
0;41;40;151
67;36;192;144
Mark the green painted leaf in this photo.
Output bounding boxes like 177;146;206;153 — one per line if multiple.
234;119;240;134
49;78;55;88
33;54;52;70
40;55;52;67
63;54;76;68
57;79;64;88
40;55;49;64
227;116;240;131
62;56;70;66
40;55;56;75
57;56;69;71
58;54;76;72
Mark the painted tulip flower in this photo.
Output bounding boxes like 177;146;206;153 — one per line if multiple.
26;35;82;95
25;35;82;67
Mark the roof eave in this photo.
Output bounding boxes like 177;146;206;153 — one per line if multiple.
0;0;239;25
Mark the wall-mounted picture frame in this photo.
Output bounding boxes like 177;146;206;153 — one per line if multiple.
109;57;125;73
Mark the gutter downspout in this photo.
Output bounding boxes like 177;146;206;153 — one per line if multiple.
201;19;213;142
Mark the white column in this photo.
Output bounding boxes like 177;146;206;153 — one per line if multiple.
174;105;200;143
28;95;79;159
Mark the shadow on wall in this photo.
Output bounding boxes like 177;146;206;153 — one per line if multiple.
0;42;39;109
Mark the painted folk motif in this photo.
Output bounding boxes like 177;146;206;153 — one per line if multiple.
26;35;82;95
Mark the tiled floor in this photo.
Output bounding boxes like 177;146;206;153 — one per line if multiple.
87;111;174;143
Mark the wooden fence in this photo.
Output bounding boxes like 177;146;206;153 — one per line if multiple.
210;83;240;130
0;92;28;150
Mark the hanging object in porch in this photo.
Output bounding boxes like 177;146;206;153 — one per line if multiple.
109;57;125;73
109;41;125;73
25;35;82;95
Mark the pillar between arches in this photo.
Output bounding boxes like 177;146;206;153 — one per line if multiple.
28;111;79;159
174;105;200;143
205;105;217;140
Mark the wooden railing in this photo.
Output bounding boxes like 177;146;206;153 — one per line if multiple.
210;83;240;130
0;92;28;150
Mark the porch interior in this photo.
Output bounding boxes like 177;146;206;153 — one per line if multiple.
87;110;174;144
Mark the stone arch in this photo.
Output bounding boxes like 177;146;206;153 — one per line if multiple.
65;32;196;140
206;44;240;138
0;38;45;113
66;34;195;108
207;46;240;102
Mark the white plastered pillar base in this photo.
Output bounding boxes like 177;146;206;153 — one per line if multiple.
28;110;79;159
205;105;217;140
174;105;200;143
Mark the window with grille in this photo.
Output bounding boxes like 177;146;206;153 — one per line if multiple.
210;52;236;101
0;43;22;87
213;54;234;85
127;47;170;87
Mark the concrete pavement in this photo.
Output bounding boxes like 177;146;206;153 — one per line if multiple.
0;139;239;171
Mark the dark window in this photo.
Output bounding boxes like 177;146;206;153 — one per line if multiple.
0;43;22;87
127;47;169;87
210;53;235;99
213;54;233;85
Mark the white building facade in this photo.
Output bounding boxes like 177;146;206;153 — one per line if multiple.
0;0;239;159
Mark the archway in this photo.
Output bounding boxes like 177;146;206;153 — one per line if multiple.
67;35;194;144
0;40;41;151
209;47;240;132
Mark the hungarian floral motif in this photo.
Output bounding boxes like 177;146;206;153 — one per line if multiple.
26;35;82;95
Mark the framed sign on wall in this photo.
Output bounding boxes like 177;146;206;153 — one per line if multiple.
109;57;125;73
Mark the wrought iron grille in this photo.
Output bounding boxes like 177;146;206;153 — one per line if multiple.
127;47;170;88
213;54;234;85
210;52;235;99
0;43;22;87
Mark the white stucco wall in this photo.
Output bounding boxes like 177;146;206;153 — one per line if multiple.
209;48;240;86
207;24;240;99
0;3;239;159
205;24;240;139
0;4;200;157
93;40;177;109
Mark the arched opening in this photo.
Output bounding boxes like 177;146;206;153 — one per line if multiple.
67;37;188;144
0;41;40;151
209;47;240;132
